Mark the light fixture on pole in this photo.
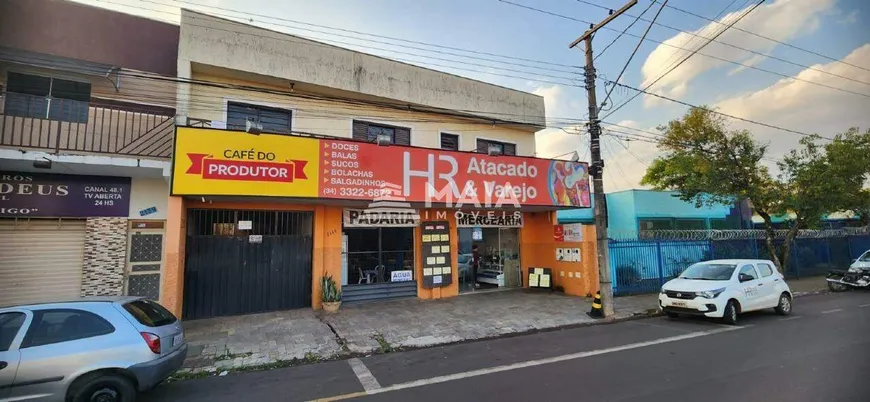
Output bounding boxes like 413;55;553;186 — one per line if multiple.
33;158;52;169
376;133;392;146
245;119;263;135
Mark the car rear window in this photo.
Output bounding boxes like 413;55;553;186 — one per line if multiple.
123;300;177;327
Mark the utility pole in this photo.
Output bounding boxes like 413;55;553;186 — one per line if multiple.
569;0;637;318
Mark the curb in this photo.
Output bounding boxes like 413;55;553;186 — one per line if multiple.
173;288;830;380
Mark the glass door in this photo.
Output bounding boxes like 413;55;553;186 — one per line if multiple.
499;228;521;288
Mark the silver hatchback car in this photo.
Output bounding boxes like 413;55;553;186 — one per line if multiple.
0;297;187;402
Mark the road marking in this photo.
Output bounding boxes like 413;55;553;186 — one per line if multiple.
821;308;843;314
347;358;381;392
312;326;746;401
859;303;870;308
779;316;802;321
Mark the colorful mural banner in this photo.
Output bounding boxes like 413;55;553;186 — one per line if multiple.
171;127;591;208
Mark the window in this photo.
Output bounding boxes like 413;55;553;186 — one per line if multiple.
738;265;758;281
21;309;114;348
476;138;516;156
674;219;707;230
680;263;736;281
123;300;177;327
227;102;292;134
639;219;674;230
4;72;91;123
440;133;459;150
0;312;26;351
345;227;415;285
352;120;411;146
757;263;774;278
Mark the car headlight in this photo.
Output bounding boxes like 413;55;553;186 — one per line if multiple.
848;266;862;273
660;288;667;294
697;288;726;299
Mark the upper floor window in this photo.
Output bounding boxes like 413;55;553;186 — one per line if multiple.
440;133;459;150
352;120;410;146
227;102;292;134
476;138;516;156
3;72;91;123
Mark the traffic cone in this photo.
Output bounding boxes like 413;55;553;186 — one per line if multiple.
587;290;604;319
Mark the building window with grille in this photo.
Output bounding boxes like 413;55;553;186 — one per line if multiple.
352;120;411;146
3;72;91;123
476;138;516;156
226;101;293;134
440;133;459;150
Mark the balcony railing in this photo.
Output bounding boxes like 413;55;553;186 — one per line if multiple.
0;93;175;158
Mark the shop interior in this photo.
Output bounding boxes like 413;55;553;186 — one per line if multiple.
342;227;414;286
457;227;521;293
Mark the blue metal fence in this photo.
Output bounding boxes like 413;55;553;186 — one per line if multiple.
609;234;870;296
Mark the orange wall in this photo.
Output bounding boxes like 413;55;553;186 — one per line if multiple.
519;212;599;297
161;196;186;316
160;198;343;317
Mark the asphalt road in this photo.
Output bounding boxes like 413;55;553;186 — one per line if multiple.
142;292;870;402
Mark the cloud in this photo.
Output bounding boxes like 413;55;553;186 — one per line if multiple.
840;10;859;24
715;43;870;159
640;0;835;107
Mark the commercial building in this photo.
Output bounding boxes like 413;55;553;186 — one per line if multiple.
0;0;178;305
558;189;752;235
161;10;597;319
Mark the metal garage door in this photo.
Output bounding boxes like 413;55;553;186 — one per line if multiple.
0;219;86;307
183;209;313;319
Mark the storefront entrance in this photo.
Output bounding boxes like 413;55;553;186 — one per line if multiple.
458;227;522;293
342;226;417;302
183;209;313;319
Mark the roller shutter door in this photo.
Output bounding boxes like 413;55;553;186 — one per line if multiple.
0;219;86;307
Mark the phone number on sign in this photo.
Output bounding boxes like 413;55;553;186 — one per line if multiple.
339;187;389;198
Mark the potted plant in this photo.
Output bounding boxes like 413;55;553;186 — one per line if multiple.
321;275;342;313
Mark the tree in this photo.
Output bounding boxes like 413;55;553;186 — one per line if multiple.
641;108;869;272
820;128;870;226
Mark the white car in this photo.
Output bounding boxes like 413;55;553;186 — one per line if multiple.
659;259;793;325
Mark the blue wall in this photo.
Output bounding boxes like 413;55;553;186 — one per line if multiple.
557;190;734;231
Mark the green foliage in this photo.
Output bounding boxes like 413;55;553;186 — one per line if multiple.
615;264;641;285
641;107;870;271
320;275;342;302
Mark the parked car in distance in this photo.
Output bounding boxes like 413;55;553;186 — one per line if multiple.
0;297;187;402
659;259;793;325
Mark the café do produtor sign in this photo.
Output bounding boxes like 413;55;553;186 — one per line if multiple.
171;127;591;208
1;171;131;217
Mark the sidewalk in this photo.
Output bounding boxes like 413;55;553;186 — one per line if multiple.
178;275;828;374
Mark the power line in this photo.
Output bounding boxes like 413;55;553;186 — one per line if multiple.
576;0;870;86
609;133;650;167
502;0;870;94
152;0;580;69
600;0;669;110
602;0;767;120
651;0;870;74
603;79;826;139
593;0;657;62
6;53;597;129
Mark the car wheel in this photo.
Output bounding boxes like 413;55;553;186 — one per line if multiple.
827;281;849;292
69;373;136;402
722;300;739;325
775;293;792;315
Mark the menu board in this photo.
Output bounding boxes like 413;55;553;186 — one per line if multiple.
421;220;453;289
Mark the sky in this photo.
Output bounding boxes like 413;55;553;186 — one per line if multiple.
75;0;870;192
